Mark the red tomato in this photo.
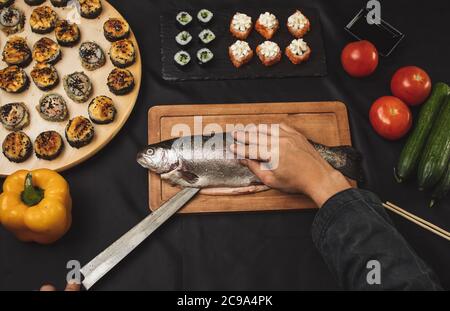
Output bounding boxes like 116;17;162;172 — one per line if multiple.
391;66;432;106
341;40;379;77
369;96;413;140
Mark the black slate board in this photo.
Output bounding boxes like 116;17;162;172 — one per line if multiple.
160;7;327;81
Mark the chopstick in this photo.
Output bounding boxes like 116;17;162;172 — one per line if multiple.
383;202;450;242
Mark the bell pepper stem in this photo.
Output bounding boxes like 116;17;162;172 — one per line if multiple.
21;173;44;207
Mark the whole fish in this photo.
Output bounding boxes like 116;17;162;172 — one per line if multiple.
137;133;364;195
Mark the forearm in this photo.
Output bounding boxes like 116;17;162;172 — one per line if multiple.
311;188;442;290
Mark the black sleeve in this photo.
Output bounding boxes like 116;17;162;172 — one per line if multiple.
311;188;442;290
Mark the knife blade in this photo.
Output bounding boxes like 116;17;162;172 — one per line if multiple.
80;187;200;290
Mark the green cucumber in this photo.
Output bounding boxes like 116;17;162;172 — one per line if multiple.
430;161;450;207
395;82;450;182
417;96;450;190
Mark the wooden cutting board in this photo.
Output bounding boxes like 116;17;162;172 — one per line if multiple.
148;102;356;213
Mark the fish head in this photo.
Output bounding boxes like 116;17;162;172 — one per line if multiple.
137;144;179;174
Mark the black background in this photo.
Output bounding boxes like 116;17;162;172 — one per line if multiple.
1;0;449;291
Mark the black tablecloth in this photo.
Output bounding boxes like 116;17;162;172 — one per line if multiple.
1;0;449;291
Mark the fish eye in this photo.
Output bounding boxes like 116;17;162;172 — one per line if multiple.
146;148;155;156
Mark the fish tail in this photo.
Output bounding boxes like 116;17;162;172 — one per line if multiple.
327;145;365;183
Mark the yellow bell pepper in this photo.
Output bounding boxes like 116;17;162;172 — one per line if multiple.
0;169;72;244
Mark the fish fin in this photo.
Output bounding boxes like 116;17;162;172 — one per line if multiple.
329;146;365;183
200;185;270;196
179;169;199;184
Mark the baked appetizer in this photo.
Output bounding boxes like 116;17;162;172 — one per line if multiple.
55;20;81;47
107;68;134;95
230;13;252;40
255;12;279;40
79;41;106;71
2;131;32;163
256;41;281;66
63;71;93;103
79;0;102;19
103;18;130;42
110;39;136;68
0;65;29;93
30;5;58;34
30;62;59;91
34;130;64;160
0;6;25;35
0;102;30;131
173;50;191;69
197;9;213;26
88;95;116;124
50;0;69;7
229;40;253;68
198;29;215;45
287;10;310;38
65;116;95;148
24;0;46;6
175;30;192;48
37;93;68;122
176;11;192;29
0;0;14;9
2;36;32;67
196;48;214;66
32;37;61;65
285;38;311;65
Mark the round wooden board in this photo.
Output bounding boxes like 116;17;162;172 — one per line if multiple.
0;0;142;176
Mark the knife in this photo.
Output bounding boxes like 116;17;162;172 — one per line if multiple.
80;187;200;290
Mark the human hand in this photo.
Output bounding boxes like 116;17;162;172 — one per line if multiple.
231;123;351;207
40;282;81;291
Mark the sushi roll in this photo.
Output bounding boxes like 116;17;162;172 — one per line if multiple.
255;12;279;40
65;116;95;149
196;48;214;66
32;37;61;65
63;72;93;103
256;41;281;66
0;102;30;131
285;38;311;65
287;10;310;38
197;9;213;26
176;11;192;29
36;93;68;122
107;68;135;95
55;20;81;47
30;62;59;91
0;66;29;93
34;131;64;160
25;0;45;6
110;39;136;68
173;50;191;69
2;131;32;163
88;95;116;124
24;0;45;6
0;0;14;9
2;36;32;68
198;29;215;45
79;41;106;71
230;12;252;40
103;18;130;42
79;0;102;19
229;40;253;68
175;30;192;48
50;0;69;7
30;5;58;34
0;6;25;35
